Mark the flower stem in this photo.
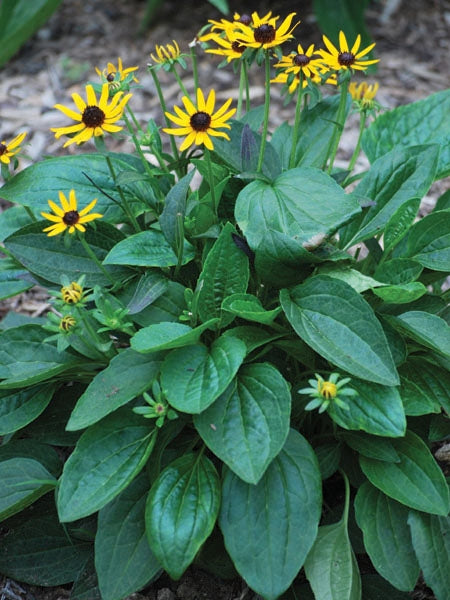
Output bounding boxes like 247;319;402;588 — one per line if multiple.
104;154;141;232
204;147;217;213
343;111;367;186
24;206;37;222
124;107;169;174
190;42;199;90
170;65;190;99
78;234;116;286
289;72;304;169
326;77;350;174
237;60;246;119
257;51;272;174
149;68;180;164
244;61;250;113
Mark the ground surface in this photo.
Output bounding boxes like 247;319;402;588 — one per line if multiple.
0;0;449;598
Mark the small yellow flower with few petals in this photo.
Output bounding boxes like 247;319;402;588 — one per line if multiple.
318;31;379;72
41;190;103;237
51;83;132;147
274;44;324;80
59;315;76;332
163;88;236;152
349;81;379;110
232;12;299;49
61;281;84;304
150;40;182;66
95;57;139;84
0;132;27;165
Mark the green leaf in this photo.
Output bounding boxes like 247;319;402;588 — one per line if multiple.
194;362;291;484
58;409;156;522
280;276;399;386
0;325;86;389
354;482;419;591
374;258;423;285
383;197;421;255
403;210;450;271
339;432;400;463
222;325;283;353
314;442;342;479
207;0;229;14
0;383;56;434
372;282;427;304
5;220;130;287
221;293;282;324
131;319;218;353
386;311;450;359
0;206;33;242
313;0;372;56
0;500;91;585
304;518;361;600
328;379;405;437
103;228;195;267
361;574;411;600
0;0;63;66
220;429;322;600
400;358;450;415
362;89;450;180
67;348;162;431
0;440;62;477
0;279;33;300
359;430;450;515
145;453;220;580
71;558;101;600
159;169;195;252
0;153;151;221
0;458;56;521
126;271;169;314
161;335;246;414
317;265;384;293
341;145;439;248
95;472;161;600
126;280;186;327
196;222;250;326
408;511;450;600
235;167;360;252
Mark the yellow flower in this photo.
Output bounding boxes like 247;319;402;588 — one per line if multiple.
232;12;299;49
204;32;248;62
318;31;379;72
95;57;139;84
271;70;337;94
41;190;103;237
59;315;76;332
150;40;182;65
273;44;324;80
51;83;132;147
0;132;27;165
61;281;84;304
163;88;236;152
349;81;379;109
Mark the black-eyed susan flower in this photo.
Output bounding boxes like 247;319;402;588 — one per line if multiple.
203;31;248;62
61;281;84;304
51;83;132;147
95;57;139;85
41;189;103;237
0;132;27;165
203;11;274;37
232;12;299;49
163;88;235;151
349;81;380;110
318;31;378;72
150;40;186;70
298;372;357;413
59;315;77;332
274;43;324;79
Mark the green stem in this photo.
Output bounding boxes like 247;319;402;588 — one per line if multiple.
174;211;185;278
78;234;116;286
170;65;190;99
244;61;250;113
24;206;37;222
343;111;367;186
190;43;199;91
237;60;246;119
104;155;141;232
204;148;217;214
257;51;271;174
150;68;180;163
340;470;351;528
326;77;350;174
124;107;169;174
288;71;304;169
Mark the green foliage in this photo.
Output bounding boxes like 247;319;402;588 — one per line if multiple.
1;7;449;600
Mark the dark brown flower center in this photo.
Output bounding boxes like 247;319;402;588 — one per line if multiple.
106;72;116;82
190;111;211;132
63;210;80;225
82;105;105;128
0;143;7;155
293;53;310;67
338;51;355;66
238;14;251;25
231;41;246;54
254;24;276;44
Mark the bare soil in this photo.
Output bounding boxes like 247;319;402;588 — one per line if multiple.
0;0;449;598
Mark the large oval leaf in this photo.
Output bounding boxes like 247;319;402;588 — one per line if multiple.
386;311;450;360
280;276;399;386
359;430;450;516
0;383;56;434
145;453;220;580
130;319;218;353
219;429;322;600
194;362;291;484
58;409;156;522
96;472;161;600
355;482;419;591
161;335;246;414
403;210;450;271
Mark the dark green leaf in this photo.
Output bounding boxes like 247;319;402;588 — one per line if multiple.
386;311;450;359
131;319;218;353
0;206;33;241
160;169;195;252
67;348;162;431
146;453;220;580
383;197;421;255
0;383;56;434
314;442;342;479
355;482;419;591
58;409;156;521
96;472;161;600
222;325;283;353
220;429;322;600
403;210;450;271
374;258;423;285
71;557;101;600
359;430;450;515
372;282;427;304
161;335;246;414
0;440;62;477
221;293;282;324
281;276;399;385
194;362;291;484
126;271;169;314
399;360;443;416
340;432;400;462
361;574;411;600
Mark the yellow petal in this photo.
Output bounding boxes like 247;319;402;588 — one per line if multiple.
322;35;338;56
48;198;65;216
205;89;215;115
339;31;349;52
41;212;62;222
351;34;362;55
6;132;27;150
78;198;98;216
179;131;196;152
79;213;103;224
51;123;85;137
58;191;70;212
86;85;97;106
196;89;206;112
98;83;110;109
182;95;197;116
54;103;82;121
72;93;87;112
69;189;77;211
